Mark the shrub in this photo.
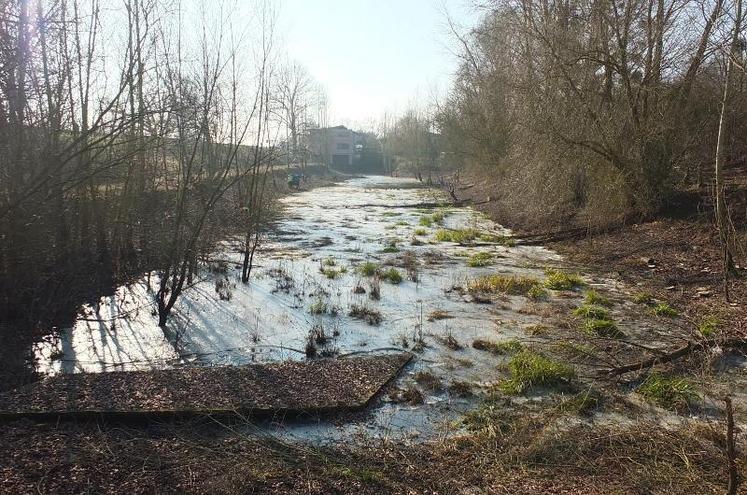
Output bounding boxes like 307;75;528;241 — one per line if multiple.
636;373;696;411
500;350;576;394
652;303;678;318
543;269;584;290
467;274;541;295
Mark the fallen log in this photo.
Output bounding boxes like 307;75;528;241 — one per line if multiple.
599;337;747;377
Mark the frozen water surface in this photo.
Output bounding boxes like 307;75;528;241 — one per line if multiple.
35;175;571;442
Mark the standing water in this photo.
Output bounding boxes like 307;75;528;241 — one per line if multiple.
35;175;566;441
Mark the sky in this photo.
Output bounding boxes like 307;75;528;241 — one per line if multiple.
277;0;482;129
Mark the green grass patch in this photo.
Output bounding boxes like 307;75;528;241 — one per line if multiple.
584;289;612;307
582;318;625;338
309;300;328;315
381;244;400;253
395;221;409;226
382;211;401;217
633;292;654;304
434;228;479;243
468;274;541;295
414;228;428;236
560;389;602;416
419;216;433;227
472;339;523;355
357;262;379;277
381;267;403;284
652;303;678;318
479;233;516;246
320;266;347;279
431;211;446;223
500;350;576;395
527;285;549;300
460;397;518;437
698;315;720;337
573;304;611;320
543;269;584;290
636;373;696;411
467;251;494;267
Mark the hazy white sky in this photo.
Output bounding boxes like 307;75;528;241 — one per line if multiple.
278;0;481;129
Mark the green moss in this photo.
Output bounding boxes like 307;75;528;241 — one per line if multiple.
573;304;611;320
652;303;678;318
698;315;720;337
472;339;523;355
584;289;612;307
582;318;625;338
499;350;576;395
467;252;494;267
636;373;696;411
543;269;584;290
381;267;403;284
468;274;541;296
357;262;379;277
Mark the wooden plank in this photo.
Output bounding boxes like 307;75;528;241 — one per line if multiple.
0;353;412;420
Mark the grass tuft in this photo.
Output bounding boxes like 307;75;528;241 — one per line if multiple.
357;261;379;277
633;291;654;304
636;373;696;411
348;304;382;325
573;304;610;320
652;302;678;318
584;289;612;307
698;315;720;337
543;269;584;290
467;251;494;267
381;267;403;284
467;274;541;296
582;318;625;338
500;350;576;395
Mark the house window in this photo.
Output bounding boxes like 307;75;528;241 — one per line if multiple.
336;142;350;150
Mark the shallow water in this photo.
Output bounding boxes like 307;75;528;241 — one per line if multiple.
35;175;580;441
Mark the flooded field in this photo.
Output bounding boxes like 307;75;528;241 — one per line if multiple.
34;175;741;441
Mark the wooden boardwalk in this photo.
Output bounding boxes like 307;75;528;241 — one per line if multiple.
0;353;411;420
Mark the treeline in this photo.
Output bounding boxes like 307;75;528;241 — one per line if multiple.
393;0;746;230
0;0;293;378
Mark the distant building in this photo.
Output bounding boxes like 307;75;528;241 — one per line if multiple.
306;125;387;173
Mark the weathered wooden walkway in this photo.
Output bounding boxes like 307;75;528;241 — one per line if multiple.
0;353;412;420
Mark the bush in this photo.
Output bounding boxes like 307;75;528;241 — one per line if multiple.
500;350;576;394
